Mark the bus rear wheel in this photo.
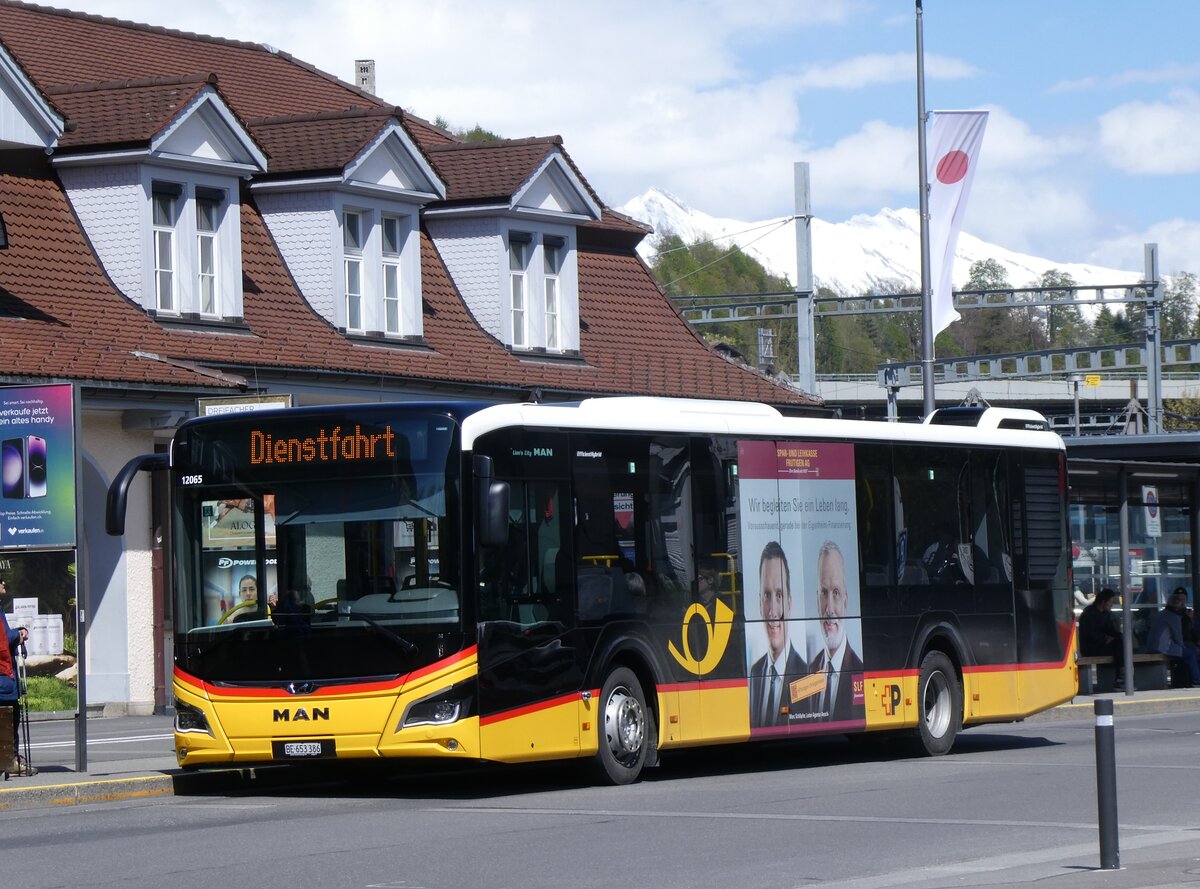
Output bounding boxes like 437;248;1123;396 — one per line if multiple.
593;667;653;785
914;651;961;756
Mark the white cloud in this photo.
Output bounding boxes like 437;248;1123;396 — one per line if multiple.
967;173;1097;259
796;52;975;91
805;121;914;211
1050;62;1200;94
964;106;1083;172
1093;219;1200;276
1098;90;1200;174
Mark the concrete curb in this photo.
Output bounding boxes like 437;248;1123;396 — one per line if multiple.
0;773;176;810
1026;692;1200;722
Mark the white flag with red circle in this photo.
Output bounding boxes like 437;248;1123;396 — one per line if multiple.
927;110;988;335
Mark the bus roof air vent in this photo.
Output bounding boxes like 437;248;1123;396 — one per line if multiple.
925;406;1050;432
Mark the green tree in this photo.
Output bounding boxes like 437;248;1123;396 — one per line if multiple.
951;259;1037;355
1039;269;1091;348
432;115;502;142
649;232;795;372
1163;271;1198;340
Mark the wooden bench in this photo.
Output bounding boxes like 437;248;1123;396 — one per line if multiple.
1077;653;1171;694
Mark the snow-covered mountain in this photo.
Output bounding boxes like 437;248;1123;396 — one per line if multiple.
620;187;1142;297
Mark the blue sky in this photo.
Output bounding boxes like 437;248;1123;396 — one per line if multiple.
60;0;1200;273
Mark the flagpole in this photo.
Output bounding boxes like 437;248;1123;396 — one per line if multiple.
915;0;935;418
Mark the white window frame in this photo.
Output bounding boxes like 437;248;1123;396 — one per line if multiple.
152;183;179;313
508;233;531;349
195;189;221;317
381;213;402;336
343;208;366;332
543;236;564;352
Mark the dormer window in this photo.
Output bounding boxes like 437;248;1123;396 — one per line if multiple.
142;177;235;320
544;236;563;351
53;83;262;326
152;182;180;312
381;214;402;335
196;188;222;316
508;232;531;348
343;209;365;331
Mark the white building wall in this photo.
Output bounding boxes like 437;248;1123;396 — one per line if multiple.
60;164;144;303
427;217;502;339
83;413;162;716
257;191;338;319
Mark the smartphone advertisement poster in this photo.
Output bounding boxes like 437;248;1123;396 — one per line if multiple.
0;383;76;549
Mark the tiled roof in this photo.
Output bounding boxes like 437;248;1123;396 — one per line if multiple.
248;109;398;177
427;138;560;204
0;2;380;121
48;75;213;150
0;1;819;408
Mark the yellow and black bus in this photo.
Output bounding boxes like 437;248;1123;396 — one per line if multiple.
107;397;1077;784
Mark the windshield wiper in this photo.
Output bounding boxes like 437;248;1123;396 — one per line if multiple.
353;611;418;654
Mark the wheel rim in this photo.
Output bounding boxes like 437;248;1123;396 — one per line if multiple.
603;685;645;768
923;670;952;739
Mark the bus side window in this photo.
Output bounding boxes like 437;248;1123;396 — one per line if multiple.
855;443;896;615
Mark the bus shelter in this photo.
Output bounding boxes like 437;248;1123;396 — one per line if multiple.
1065;433;1200;655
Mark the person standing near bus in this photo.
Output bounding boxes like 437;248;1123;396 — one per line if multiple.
748;541;805;727
1;579;33;776
809;541;864;721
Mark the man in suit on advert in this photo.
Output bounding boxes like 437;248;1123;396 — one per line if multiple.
809;540;864;722
748;541;806;727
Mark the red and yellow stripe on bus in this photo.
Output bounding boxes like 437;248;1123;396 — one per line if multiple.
172;647;481;766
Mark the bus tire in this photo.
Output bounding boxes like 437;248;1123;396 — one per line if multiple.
914;651;961;756
593;667;653;785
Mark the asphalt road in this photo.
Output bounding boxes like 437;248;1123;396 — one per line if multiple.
6;710;1200;889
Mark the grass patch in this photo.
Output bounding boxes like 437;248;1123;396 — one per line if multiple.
24;676;77;712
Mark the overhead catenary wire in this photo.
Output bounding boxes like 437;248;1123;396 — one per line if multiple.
657;216;797;290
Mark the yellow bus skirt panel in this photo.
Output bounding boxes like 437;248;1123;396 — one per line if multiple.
660;679;751;748
863;671;918;730
479;691;584;763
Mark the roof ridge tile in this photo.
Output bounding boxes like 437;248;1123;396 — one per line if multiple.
427;135;563;153
46;72;216;95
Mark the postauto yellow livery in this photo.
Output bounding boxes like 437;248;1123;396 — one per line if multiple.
107;398;1077;784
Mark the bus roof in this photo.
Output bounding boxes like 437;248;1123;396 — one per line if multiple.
459;397;1065;451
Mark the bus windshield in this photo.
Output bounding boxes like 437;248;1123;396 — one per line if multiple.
171;409;463;683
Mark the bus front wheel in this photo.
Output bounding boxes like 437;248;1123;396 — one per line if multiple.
593;667;654;785
914;651;961;756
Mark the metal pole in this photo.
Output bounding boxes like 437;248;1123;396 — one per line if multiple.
794;162;815;394
1118;467;1134;696
1144;244;1163;434
73;384;87;772
915;0;935;418
1093;698;1120;869
1072;376;1081;436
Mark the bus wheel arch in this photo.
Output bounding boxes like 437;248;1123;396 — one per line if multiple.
913;648;963;756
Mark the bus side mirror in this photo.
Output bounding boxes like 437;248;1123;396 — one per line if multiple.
473;455;509;547
106;452;169;535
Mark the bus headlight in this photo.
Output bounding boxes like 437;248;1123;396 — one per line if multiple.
400;696;462;729
175;700;213;735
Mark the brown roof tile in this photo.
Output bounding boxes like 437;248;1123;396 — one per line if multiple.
0;1;381;121
248;109;397;177
427;138;560;205
48;75;212;149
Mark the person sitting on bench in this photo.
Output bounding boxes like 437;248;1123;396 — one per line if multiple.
1079;588;1125;689
1146;590;1200;689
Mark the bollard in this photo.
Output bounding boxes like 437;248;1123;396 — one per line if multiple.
1094;698;1119;869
